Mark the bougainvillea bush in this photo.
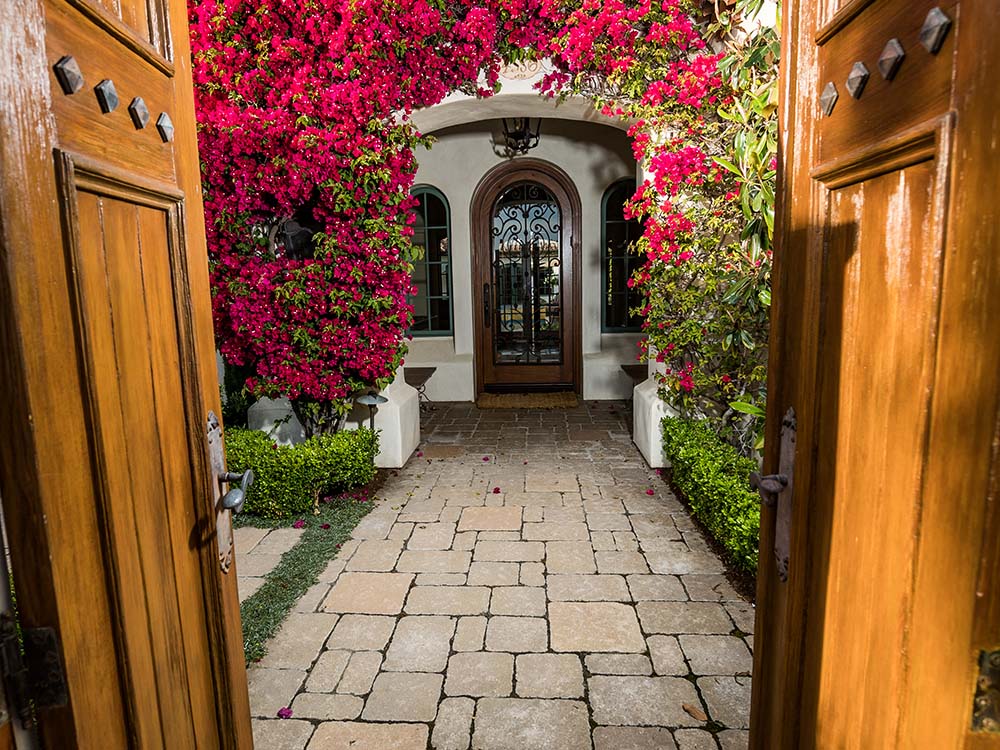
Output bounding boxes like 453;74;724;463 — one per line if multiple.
536;0;779;452
188;0;524;434
190;0;778;449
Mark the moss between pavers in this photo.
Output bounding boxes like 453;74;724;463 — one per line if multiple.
237;487;378;663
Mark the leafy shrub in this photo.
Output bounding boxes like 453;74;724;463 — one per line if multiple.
662;417;760;573
224;428;378;518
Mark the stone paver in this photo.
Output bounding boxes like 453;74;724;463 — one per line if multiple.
549;602;645;653
362;672;442;721
433;697;475;750
322;572;413;615
444;652;514;697
239;402;751;746
593;726;677;750
515;653;584;698
472;698;591;750
382;615;455;672
588;675;703;727
307;722;428;749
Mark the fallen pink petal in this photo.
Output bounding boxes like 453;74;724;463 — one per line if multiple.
292;519;306;529
492;487;502;494
276;707;293;719
646;489;655;496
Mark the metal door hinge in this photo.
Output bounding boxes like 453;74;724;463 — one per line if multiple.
0;615;68;728
973;649;1000;732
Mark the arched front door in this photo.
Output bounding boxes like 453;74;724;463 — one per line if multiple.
472;161;581;394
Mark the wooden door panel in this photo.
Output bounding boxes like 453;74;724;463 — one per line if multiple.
808;127;949;748
816;0;956;162
752;1;1000;748
47;1;176;185
0;0;251;742
65;164;203;746
63;0;171;66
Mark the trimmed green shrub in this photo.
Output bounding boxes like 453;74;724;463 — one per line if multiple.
224;427;378;518
662;417;760;574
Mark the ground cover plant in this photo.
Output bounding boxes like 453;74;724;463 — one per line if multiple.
236;490;377;662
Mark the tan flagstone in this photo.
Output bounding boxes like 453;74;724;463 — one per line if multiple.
457;506;523;531
362;672;443;722
471;698;591;750
588;675;703;727
514;653;584;698
325;614;396;651
485;615;548;652
322;572;414;615
474;540;545;562
396;550;471;573
404;586;491;615
548;602;645;653
306;721;428;750
489;586;546;616
444;652;514;697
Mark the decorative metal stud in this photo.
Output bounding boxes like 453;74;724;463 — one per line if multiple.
845;62;870;99
920;7;952;54
128;97;150;129
94;79;119;113
878;38;906;80
53;56;84;95
156;112;174;142
819;82;839;117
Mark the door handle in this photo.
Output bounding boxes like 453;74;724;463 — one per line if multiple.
220;469;254;514
750;472;788;508
483;283;491;328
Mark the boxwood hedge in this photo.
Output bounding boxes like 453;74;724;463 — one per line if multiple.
224;427;378;518
661;417;760;574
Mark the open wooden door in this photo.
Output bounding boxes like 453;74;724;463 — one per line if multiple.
0;0;252;747
752;1;1000;748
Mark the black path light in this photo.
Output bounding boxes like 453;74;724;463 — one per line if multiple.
502;117;542;155
355;391;388;430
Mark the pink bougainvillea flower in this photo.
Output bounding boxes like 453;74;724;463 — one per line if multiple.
482;456;490;462
276;707;293;719
320;523;331;530
416;451;424;457
492;487;501;494
292;519;306;529
646;489;655;496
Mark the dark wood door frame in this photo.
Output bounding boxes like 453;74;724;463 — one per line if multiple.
471;158;583;397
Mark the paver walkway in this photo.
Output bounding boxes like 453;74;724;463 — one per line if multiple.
240;402;753;750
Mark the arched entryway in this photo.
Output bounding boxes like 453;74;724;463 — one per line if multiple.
470;159;582;395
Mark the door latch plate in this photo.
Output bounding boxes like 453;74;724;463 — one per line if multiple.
207;411;234;573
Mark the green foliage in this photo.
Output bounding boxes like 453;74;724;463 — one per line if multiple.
221;362;256;429
662;416;760;573
240;496;376;662
224;428;378;518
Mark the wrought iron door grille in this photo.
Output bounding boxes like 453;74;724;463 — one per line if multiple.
490;182;563;365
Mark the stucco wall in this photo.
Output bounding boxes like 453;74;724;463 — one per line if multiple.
407;117;643;401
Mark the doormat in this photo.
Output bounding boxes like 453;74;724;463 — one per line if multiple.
477;392;579;409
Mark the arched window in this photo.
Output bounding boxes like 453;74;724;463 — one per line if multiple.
602;179;644;332
409;187;453;336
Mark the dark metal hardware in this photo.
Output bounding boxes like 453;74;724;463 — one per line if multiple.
973;649;1000;732
128;97;150;129
878;38;906;80
53;56;84;95
94;79;119;113
920;7;952;54
750;408;797;582
0;615;68;728
156;112;174;142
220;469;254;514
819;82;839;117
845;62;870;99
483;283;491;328
750;473;787;507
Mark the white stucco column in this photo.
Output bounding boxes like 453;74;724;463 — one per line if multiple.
343;368;420;468
632;345;678;468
